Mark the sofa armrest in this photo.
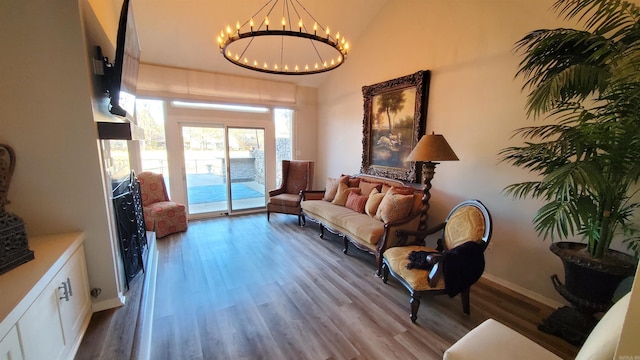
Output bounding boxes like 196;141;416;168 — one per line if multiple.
301;190;325;201
379;213;422;251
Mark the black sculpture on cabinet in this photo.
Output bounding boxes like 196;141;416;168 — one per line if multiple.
0;144;34;275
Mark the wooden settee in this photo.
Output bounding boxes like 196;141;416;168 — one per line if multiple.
301;174;423;275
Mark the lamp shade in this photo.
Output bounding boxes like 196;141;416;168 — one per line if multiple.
406;133;459;162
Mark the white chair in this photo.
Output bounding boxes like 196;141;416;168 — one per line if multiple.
443;292;631;360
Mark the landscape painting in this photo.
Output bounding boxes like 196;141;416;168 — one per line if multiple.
361;70;430;183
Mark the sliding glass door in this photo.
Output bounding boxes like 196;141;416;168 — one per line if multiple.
182;125;266;216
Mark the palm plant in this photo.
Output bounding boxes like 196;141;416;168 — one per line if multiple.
500;0;640;259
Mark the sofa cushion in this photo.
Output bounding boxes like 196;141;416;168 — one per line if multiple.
301;200;385;246
332;211;385;245
383;245;444;291
332;182;361;206
365;189;385;217
443;318;561;360
345;192;368;213
375;190;414;223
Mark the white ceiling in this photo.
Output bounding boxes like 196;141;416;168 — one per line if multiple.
128;0;389;88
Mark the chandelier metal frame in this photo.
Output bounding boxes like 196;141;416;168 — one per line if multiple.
217;0;349;75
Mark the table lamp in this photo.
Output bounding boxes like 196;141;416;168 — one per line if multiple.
406;132;459;230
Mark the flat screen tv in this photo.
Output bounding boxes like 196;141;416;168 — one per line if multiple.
98;0;140;119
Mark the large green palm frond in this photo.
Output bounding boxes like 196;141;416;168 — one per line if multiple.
554;0;640;37
516;29;615;117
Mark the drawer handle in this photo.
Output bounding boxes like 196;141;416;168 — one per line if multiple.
66;277;73;297
58;278;72;302
59;282;69;302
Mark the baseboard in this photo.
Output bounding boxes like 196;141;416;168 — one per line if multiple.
132;232;159;360
91;293;126;312
482;273;565;309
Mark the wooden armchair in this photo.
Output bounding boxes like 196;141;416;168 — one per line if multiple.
266;160;314;225
381;199;492;323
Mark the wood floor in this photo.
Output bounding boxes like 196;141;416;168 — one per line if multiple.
76;213;579;360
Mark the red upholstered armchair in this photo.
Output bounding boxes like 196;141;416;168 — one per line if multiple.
267;160;314;225
137;171;188;238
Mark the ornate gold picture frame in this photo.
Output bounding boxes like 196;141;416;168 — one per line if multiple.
361;70;430;183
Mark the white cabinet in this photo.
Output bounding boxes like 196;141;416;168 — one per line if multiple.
19;281;66;360
0;233;90;360
0;326;23;360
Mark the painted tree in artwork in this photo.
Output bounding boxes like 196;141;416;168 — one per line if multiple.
377;90;406;132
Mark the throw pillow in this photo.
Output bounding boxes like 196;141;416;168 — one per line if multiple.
358;180;382;196
411;191;423;215
365;188;385;217
323;175;349;201
388;186;415;195
332;182;361;206
345;191;368;213
323;177;339;201
375;191;414;223
341;174;361;187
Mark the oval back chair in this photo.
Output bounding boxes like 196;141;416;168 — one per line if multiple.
382;199;492;323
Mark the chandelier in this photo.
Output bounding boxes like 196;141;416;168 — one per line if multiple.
217;0;350;75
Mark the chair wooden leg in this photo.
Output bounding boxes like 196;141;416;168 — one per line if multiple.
343;236;349;254
381;262;389;283
410;295;421;323
461;287;471;315
375;253;382;277
319;224;325;239
267;211;270;221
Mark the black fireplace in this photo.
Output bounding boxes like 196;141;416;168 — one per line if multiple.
112;170;146;289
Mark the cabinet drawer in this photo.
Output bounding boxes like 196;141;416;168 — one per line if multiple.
18;280;65;360
0;326;23;360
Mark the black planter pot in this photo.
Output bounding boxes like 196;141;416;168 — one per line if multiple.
539;241;637;345
550;241;637;313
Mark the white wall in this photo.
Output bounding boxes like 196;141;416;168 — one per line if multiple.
317;0;603;304
0;0;121;307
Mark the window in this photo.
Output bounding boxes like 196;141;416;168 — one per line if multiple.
136;99;167;175
274;108;293;186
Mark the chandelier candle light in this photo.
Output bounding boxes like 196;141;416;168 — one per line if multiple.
217;0;350;75
406;132;459;230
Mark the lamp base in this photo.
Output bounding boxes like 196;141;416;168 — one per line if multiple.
418;162;438;231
